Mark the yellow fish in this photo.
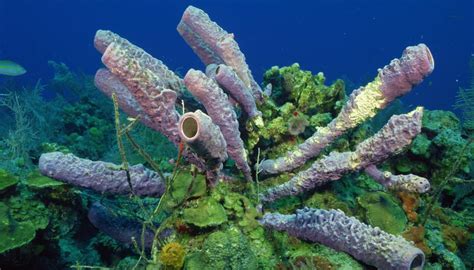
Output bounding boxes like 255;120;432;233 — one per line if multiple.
0;60;26;76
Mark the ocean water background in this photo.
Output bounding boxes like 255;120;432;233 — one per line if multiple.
0;0;473;110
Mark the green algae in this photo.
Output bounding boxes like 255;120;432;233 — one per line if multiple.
410;133;432;159
263;63;345;116
305;191;352;215
25;171;64;189
357;191;407;234
8;196;50;230
168;171;207;208
0;202;36;254
0;169;19;191
187;227;258;270
182;197;227;228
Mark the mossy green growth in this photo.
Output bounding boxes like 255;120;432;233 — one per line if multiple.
432;128;473;176
195;227;258;270
262;63;346;115
41;142;71;154
422;110;461;135
211;184;260;232
260;116;287;142
305;191;352;215
0;169;19;191
25;170;64;189
167;171;207;208
182;198;227;228
410;133;432;158
8;196;49;230
0;202;36;254
309;112;332;128
357;191;407;234
288;112;310;136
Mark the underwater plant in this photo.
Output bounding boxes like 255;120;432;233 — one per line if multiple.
34;5;448;270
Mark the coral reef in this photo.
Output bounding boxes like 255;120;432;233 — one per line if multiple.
33;5;441;269
0;4;466;270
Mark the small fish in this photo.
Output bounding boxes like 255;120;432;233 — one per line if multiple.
0;60;27;76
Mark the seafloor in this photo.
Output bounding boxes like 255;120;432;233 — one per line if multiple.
1;6;473;270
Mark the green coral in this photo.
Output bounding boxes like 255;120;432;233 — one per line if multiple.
256;64;346;158
0;202;36;254
309;112;332;128
432;128;473;177
167;171;207;208
357;191;407;234
7;196;49;230
410;133;432;158
59;96;114;160
198;227;258;270
305;191;352;215
25;170;64;189
288;112;310;136
422;110;461;135
263;63;346;116
182;198;227;228
0;168;19;191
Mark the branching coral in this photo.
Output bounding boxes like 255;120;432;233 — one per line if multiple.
37;5;437;269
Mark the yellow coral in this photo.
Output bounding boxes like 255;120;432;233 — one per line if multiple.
159;242;186;269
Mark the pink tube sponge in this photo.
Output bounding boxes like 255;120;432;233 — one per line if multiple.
39;152;165;197
259;44;434;175
179;110;228;185
177;6;263;103
94;68;155;130
184;69;252;181
261;208;425;270
261;107;423;202
379;44;434;101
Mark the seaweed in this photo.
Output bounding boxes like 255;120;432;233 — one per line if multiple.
454;55;474;131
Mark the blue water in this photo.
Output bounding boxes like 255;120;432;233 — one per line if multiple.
1;0;473;110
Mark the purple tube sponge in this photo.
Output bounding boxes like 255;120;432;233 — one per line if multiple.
101;40;181;144
97;32;205;171
177;6;263;103
95;30;184;94
364;165;430;193
260;207;425;270
179;110;228;185
259;44;434;175
261;107;423;202
184;69;252;181
39;152;165;197
94;68;155;130
214;64;262;125
88;202;155;249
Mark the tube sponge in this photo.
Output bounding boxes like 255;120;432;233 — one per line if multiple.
260;207;425;270
177;6;263;103
179;110;228;184
88;202;155;248
184;69;252;181
214;64;262;125
261;108;423;202
39;152;165;197
94;68;155;130
364;165;430;193
259;44;434;175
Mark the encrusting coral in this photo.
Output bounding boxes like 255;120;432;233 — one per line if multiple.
36;5;438;269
